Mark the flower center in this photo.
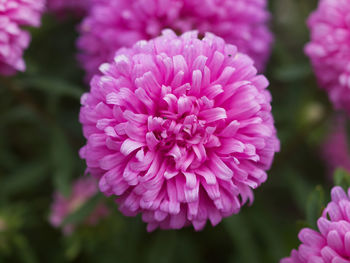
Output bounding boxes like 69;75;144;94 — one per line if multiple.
153;114;207;149
145;94;224;169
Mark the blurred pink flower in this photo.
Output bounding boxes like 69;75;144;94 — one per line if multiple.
322;115;350;176
77;0;273;81
79;30;279;231
47;0;91;18
0;0;45;75
305;0;350;115
281;186;350;263
49;177;109;235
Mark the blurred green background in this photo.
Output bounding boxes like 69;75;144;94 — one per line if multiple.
0;0;343;262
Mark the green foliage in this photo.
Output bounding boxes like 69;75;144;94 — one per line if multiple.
225;215;260;263
306;186;325;229
334;168;350;191
0;1;345;263
0;161;50;199
51;126;76;197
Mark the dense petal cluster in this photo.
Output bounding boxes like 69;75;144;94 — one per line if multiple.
79;30;279;231
281;186;350;263
77;0;273;81
49;177;109;235
0;0;45;75
322;115;350;177
305;0;350;114
47;0;91;18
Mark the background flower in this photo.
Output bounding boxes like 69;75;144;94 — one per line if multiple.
49;177;109;235
321;114;350;177
77;0;273;81
0;0;45;75
79;30;279;231
281;186;350;262
305;0;350;115
47;0;91;18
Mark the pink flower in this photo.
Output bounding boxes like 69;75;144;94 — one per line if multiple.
49;177;109;235
281;186;350;263
47;0;91;18
79;30;279;231
305;0;350;115
321;115;350;177
0;0;45;75
77;0;273;81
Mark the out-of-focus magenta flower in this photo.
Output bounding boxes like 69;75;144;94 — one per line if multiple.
79;30;279;231
0;0;45;75
305;0;350;115
47;0;91;18
281;186;350;263
77;0;273;81
49;177;109;235
322;115;350;177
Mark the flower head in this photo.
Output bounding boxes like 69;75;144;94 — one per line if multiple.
0;0;45;75
77;0;273;81
281;186;350;263
79;30;279;231
47;0;91;18
49;177;109;235
322;115;350;177
305;0;350;115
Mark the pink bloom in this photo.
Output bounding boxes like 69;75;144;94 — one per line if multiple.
47;0;91;18
322;115;350;177
305;0;350;115
79;30;279;231
281;186;350;263
0;0;45;75
77;0;273;81
49;177;109;235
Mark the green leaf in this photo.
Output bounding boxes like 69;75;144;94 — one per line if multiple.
12;234;38;263
248;205;287;261
0;161;49;198
296;220;311;231
62;194;102;226
0;106;39;124
224;214;260;263
51;127;76;197
19;77;84;100
65;236;81;261
306;185;325;229
146;232;178;263
334;168;350;191
273;63;312;82
145;231;199;263
284;169;312;212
